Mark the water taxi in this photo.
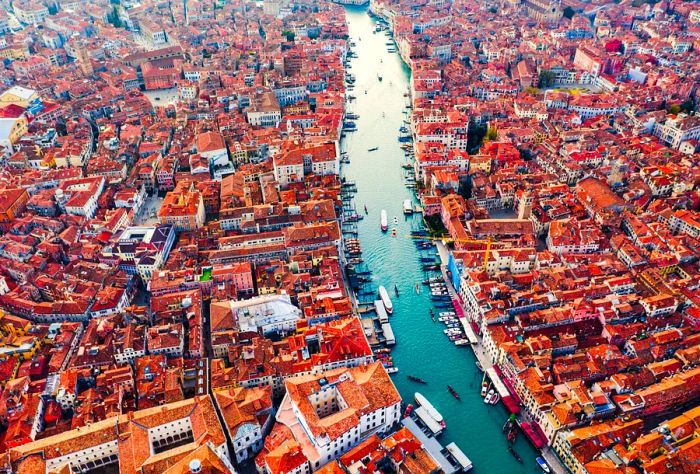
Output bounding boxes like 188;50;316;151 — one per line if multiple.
414;392;445;428
536;457;551;473
378;285;393;314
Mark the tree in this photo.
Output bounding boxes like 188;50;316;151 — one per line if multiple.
667;104;681;115
563;6;575;19
107;6;122;28
538;70;556;88
282;30;295;42
485;126;498;142
680;98;696;114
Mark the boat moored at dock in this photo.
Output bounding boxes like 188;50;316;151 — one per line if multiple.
414;392;445;428
403;199;413;214
536;456;551;473
378;285;393;314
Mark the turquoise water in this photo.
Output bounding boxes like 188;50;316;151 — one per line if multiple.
341;7;539;473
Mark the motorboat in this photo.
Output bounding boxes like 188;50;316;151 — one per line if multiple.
380;210;388;231
414;393;445;428
378;285;393;314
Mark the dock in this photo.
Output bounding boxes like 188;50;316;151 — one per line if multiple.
402;417;472;472
381;322;396;345
361;318;380;345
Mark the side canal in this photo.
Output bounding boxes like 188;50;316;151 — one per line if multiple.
340;6;540;473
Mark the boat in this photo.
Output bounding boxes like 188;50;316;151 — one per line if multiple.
481;382;489;397
394;284;399;297
414;393;445;428
386;367;399;374
408;375;427;384
536;457;551;473
399;126;409;133
507;446;523;463
364;205;368;214
475;360;483;371
454;339;469;346
403;199;413;214
346;112;359;119
393;216;398;224
484;389;496;404
391;228;397;237
378;285;393;314
380;210;388;231
368;147;379;152
447;385;461;400
403;403;413;417
377;74;383;81
490;393;501;405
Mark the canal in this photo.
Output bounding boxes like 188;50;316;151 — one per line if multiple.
340;6;540;473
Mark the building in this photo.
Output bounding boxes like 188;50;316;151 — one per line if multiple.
247;92;282;128
266;362;402;471
653;114;700;150
214;386;274;463
158;182;206;231
13;2;49;24
210;293;302;339
8;396;230;473
105;225;176;281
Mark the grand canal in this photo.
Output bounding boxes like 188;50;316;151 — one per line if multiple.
340;6;540;473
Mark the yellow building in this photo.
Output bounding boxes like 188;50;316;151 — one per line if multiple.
0;116;29;155
0;86;38;107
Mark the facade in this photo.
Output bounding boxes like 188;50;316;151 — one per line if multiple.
267;362;401;471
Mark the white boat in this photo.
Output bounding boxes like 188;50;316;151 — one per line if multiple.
380;209;388;231
454;339;470;346
537;457;551;473
403;199;413;214
484;389;496;404
414;392;445;427
386;367;399;374
378;285;393;314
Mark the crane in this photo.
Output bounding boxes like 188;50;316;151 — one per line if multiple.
406;235;494;272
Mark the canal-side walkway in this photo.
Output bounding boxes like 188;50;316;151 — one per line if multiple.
435;241;568;474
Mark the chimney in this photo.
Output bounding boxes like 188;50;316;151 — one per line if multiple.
189;459;202;473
